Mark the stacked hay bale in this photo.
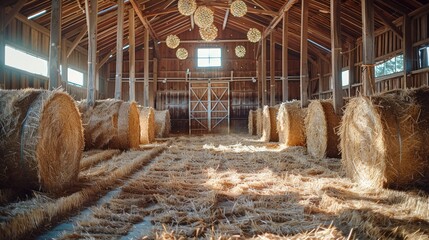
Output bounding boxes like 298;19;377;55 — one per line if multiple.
154;110;171;138
248;110;257;135
256;108;263;137
261;105;280;142
305;100;341;159
340;87;429;189
78;99;140;150
0;89;84;193
139;106;155;144
277;101;307;146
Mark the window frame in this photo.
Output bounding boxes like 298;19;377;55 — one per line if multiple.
4;44;49;78
197;48;222;68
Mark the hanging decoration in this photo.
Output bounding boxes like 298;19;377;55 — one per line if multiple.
176;48;188;60
247;28;261;43
199;24;218;41
178;0;197;16
194;6;214;29
230;0;247;17
235;45;246;57
166;34;180;49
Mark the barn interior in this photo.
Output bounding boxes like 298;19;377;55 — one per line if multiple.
1;0;429;239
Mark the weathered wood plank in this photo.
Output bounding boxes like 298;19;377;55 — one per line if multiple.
114;0;124;100
331;0;343;114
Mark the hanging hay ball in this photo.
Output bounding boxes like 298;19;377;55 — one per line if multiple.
277;101;307;146
340;88;429;189
248;110;257;135
138;106;155;144
154;110;171;138
0;89;84;193
305;100;341;159
78;99;139;150
256;108;263;137
261;105;280;142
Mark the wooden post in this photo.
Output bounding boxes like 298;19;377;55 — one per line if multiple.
261;36;267;106
282;11;289;102
129;8;136;102
300;0;309;107
270;32;275;106
144;29;150;107
257;58;261;108
115;0;124;100
153;58;158;108
403;14;412;89
85;0;97;106
0;7;5;88
49;0;62;89
318;58;323;99
61;39;68;91
331;0;342;114
348;41;356;97
362;0;375;96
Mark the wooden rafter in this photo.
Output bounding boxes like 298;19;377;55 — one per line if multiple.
374;4;403;39
2;0;27;31
262;0;299;39
222;0;232;30
129;0;158;40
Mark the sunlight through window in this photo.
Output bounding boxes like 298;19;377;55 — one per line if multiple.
5;45;48;77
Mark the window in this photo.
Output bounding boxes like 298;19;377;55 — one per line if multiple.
375;54;404;78
67;68;84;86
342;70;349;86
418;46;429;69
197;48;221;67
5;45;48;77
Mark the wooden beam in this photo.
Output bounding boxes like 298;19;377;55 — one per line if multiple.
153;58;158;107
282;11;289;102
362;0;375;96
49;0;61;89
270;32;275;106
129;8;136;102
257;58;262;107
85;0;97;106
300;0;309;107
115;0;124;100
2;0;26;31
331;0;343;114
262;0;299;39
144;29;150;107
318;57;323;98
61;39;68;91
261;37;267;106
348;41;356;97
0;8;5;88
67;26;87;58
97;50;114;71
129;0;159;41
374;5;402;40
403;14;412;89
222;5;230;30
191;15;194;30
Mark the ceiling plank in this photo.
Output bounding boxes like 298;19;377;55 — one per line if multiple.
374;4;403;39
223;0;232;30
2;0;27;31
262;0;299;39
129;0;158;40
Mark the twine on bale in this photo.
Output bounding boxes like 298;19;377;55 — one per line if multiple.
248;110;257;135
0;89;84;193
340;87;429;189
261;105;279;142
305;100;341;159
139;106;155;144
277;101;307;146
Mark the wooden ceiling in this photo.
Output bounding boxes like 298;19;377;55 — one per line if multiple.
6;0;429;60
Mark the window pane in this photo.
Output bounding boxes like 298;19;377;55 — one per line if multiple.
68;68;84;86
198;48;210;58
198;58;210;67
210;48;221;58
375;63;384;77
385;58;395;75
396;55;404;72
197;48;222;67
5;45;48;77
342;70;349;86
210;58;221;67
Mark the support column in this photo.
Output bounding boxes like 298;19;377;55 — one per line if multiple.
331;0;342;114
61;39;68;91
261;37;267;106
300;0;309;107
144;29;150;107
0;7;5;88
115;0;124;100
403;14;412;89
129;8;136;102
270;32;275;106
318;58;323;99
153;58;158;108
85;0;97;106
49;0;62;89
348;41;356;97
257;58;262;108
362;0;375;96
282;11;289;102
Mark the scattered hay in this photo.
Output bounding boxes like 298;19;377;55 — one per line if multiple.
154;110;171;138
138;106;155;144
277;101;306;146
340;87;429;189
80;149;121;171
0;89;84;193
261;105;280;142
248;110;257;135
256;108;263;137
305;100;341;159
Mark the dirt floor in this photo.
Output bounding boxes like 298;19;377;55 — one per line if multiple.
1;134;429;239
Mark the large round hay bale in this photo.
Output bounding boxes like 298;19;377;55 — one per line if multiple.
340;88;429;189
261;105;279;142
305;100;341;159
256;108;263;137
78;99;139;150
154;110;171;138
277;101;307;146
0;89;84;193
248;110;257;135
139;106;155;144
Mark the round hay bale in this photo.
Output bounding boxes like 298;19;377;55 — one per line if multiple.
256;108;263;137
277;101;307;146
0;89;84;193
261;105;280;142
248;110;257;135
305;100;341;159
109;102;140;149
340;89;429;189
154;110;171;138
138;106;155;144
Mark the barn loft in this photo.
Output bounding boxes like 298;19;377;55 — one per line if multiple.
1;0;429;239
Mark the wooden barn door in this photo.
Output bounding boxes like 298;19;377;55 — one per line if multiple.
189;81;230;134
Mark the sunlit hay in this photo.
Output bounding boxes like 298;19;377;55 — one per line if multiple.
154;110;171;138
109;101;140;150
78;99;122;149
0;89;84;193
262;105;279;142
138;106;156;144
256;108;263;137
277;101;306;147
248;110;257;135
305;100;341;159
79;149;120;171
340;90;429;189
